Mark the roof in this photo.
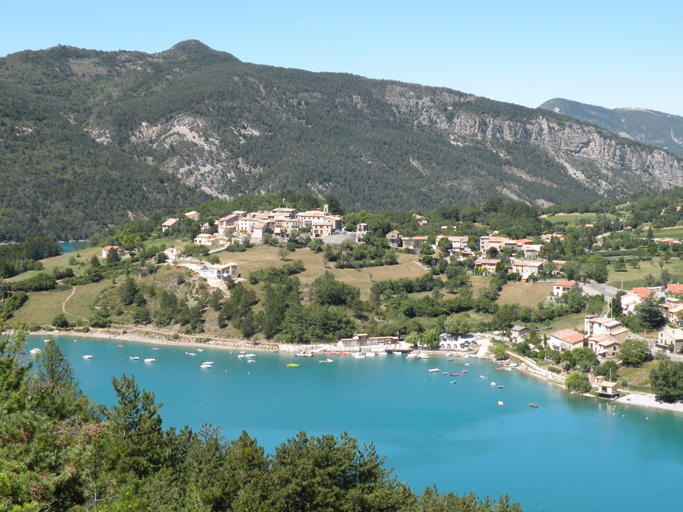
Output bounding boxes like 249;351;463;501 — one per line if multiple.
475;258;499;265
511;326;529;332
551;329;585;345
162;218;180;226
589;334;620;347
632;287;651;298
661;327;683;340
554;280;576;287
668;284;683;294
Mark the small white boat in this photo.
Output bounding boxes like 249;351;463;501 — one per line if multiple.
238;354;245;358
365;352;376;357
187;352;196;356
247;359;256;364
83;354;93;359
465;363;471;366
419;353;430;359
43;339;50;343
202;361;214;365
197;349;203;352
130;356;139;360
200;363;212;368
30;348;42;354
354;353;366;358
319;359;334;363
153;348;160;351
406;353;416;359
144;358;156;363
491;382;496;386
498;401;504;406
245;353;256;358
428;368;440;373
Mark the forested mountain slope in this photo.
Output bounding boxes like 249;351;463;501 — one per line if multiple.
3;40;683;240
539;98;683;158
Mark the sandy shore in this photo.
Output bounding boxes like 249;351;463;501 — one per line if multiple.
616;393;683;413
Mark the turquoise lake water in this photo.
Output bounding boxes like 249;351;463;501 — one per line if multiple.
57;241;87;254
24;334;683;512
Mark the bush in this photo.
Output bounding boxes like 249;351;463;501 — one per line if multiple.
565;371;592;393
52;313;70;329
548;366;562;374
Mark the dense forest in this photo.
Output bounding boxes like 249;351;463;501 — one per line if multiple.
2;40;682;241
0;322;526;511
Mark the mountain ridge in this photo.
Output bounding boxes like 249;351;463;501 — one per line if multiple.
2;41;683;240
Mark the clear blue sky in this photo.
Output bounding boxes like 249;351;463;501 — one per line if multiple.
4;0;683;115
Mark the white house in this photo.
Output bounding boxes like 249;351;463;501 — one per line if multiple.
553;280;577;297
208;262;238;281
101;245;125;259
657;327;683;354
548;329;585;352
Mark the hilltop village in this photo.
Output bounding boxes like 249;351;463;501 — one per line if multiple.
6;192;683;404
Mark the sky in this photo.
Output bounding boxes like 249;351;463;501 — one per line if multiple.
3;0;683;116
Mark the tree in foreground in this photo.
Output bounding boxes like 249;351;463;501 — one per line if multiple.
565;371;592;393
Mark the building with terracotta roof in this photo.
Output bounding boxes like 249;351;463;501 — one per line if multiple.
668;283;683;295
584;316;629;342
553;280;577;297
587;334;622;358
548;329;585;352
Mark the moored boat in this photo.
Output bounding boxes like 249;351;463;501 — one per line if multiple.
200;363;212;368
144;358;156;363
83;354;93;359
30;348;42;354
479;375;487;379
286;363;300;367
450;373;459;376
498;385;504;389
319;359;334;363
130;356;139;360
449;380;458;384
530;403;539;408
461;370;468;374
428;368;440;373
498;401;504;406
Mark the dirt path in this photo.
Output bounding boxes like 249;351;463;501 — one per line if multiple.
62;287;79;317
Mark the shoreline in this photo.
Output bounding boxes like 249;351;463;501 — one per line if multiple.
28;327;683;415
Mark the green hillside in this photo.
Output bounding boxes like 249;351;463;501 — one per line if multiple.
3;41;683;241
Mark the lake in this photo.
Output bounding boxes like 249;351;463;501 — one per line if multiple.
24;334;683;512
57;241;88;254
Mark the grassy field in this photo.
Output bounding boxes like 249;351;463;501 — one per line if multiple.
470;276;491;296
651;227;683;239
9;288;73;326
618;361;657;393
214;245;426;300
542;213;617;225
536;314;586;337
606;257;683;289
497;281;553;307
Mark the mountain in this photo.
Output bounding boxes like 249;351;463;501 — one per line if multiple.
539;98;683;158
2;41;683;241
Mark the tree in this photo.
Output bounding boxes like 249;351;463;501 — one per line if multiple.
421;328;440;349
595;360;619;381
649;359;683;402
52;313;70;328
492;343;508;361
107;247;121;265
444;313;474;336
32;339;85;420
635;298;665;331
618;339;652;367
565;371;591;393
119;276;137;306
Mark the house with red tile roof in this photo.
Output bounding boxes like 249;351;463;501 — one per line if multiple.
668;283;683;295
553;280;578;297
548;329;585;352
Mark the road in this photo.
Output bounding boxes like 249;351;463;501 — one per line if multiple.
580;281;619;299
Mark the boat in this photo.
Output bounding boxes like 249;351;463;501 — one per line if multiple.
319;359;334;363
200;363;212;368
496;367;504;371
153;348;160;351
238;354;245;358
129;356;139;360
479;375;487;380
247;359;256;364
449;380;458;384
83;354;93;359
43;339;50;343
144;358;156;363
461;370;468;374
450;373;459;376
187;352;196;356
498;401;504;406
498;385;504;389
406;353;417;359
419;353;430;359
464;363;470;366
365;352;376;357
117;344;124;348
326;352;335;355
530;403;539;408
339;352;347;356
30;348;42;354
295;353;313;357
491;382;496;386
287;363;300;367
446;357;454;361
441;372;448;375
197;349;203;352
354;353;366;358
202;361;215;365
245;353;255;358
428;368;440;373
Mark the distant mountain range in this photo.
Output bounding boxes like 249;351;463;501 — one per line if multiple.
2;40;683;241
539;98;683;158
